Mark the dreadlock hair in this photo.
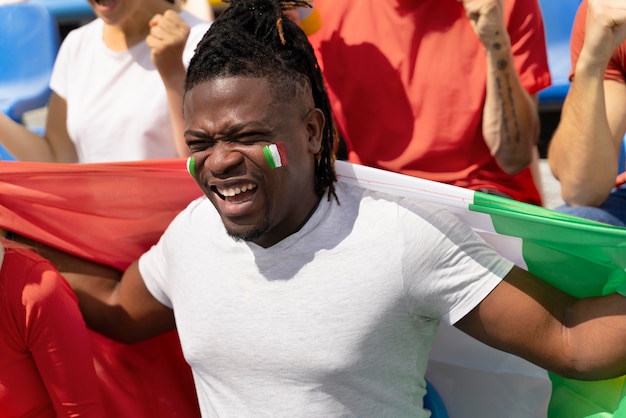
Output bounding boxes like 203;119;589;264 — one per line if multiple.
185;0;338;202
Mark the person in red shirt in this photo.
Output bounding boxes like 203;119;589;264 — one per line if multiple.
0;241;104;417
308;0;551;205
548;0;626;226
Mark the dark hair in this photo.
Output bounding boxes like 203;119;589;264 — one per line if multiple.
185;0;337;201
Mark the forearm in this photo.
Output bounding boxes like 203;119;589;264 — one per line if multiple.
558;293;626;380
0;114;56;161
483;35;538;174
458;267;626;381
162;66;189;158
149;10;190;158
548;60;616;206
64;260;177;343
62;272;136;342
10;234;140;342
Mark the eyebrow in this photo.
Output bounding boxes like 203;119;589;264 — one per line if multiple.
184;120;273;139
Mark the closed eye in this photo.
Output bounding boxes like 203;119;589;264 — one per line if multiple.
186;138;217;153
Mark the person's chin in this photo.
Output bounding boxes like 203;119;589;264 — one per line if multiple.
225;224;267;243
221;213;270;243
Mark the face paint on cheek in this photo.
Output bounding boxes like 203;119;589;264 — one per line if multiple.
186;156;196;178
263;142;288;169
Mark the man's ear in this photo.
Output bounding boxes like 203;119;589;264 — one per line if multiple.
306;108;325;155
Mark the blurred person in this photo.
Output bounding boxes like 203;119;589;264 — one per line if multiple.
308;0;551;205
548;0;626;226
182;0;215;21
0;0;211;162
0;239;105;417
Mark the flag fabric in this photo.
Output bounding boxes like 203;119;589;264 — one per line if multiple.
0;159;203;418
338;161;626;418
1;158;626;417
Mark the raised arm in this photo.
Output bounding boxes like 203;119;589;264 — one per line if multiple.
549;0;626;206
147;9;192;158
460;0;539;174
457;265;626;380
0;92;78;162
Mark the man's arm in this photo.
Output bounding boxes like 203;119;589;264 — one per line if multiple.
63;261;176;344
147;9;192;158
22;235;176;343
457;265;626;380
461;0;540;174
549;0;626;207
0;93;78;162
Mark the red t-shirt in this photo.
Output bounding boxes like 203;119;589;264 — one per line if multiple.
0;244;104;417
309;0;551;205
570;0;626;84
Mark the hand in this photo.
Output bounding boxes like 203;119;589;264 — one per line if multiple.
147;9;190;77
458;0;506;47
581;0;626;67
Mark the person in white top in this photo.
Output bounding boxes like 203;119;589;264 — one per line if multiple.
0;0;211;162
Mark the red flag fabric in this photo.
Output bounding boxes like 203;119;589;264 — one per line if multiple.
0;159;203;417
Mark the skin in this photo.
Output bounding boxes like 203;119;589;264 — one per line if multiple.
549;0;626;206
459;0;540;174
55;76;626;382
184;78;324;247
0;0;192;162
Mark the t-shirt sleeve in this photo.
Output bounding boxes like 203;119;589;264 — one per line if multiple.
138;199;204;309
139;231;174;309
507;0;552;94
14;253;104;416
140;197;209;309
399;203;514;326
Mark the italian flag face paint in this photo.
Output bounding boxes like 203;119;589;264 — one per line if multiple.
186;156;196;178
263;142;288;169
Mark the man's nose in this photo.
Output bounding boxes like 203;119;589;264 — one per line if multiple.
207;141;246;176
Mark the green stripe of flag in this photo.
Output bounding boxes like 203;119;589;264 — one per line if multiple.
471;192;626;418
336;160;626;418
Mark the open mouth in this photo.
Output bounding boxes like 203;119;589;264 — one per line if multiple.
213;183;258;203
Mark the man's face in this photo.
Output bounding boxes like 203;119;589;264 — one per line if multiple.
183;76;323;248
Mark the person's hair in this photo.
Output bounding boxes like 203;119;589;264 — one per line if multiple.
185;0;337;201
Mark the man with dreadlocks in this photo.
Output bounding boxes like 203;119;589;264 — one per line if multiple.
58;0;626;416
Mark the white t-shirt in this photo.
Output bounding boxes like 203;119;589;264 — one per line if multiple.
139;180;513;417
50;12;211;162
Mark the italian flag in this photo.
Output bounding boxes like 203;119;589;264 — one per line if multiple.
1;158;626;417
263;142;288;169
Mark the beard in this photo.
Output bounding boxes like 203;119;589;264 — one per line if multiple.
225;214;271;243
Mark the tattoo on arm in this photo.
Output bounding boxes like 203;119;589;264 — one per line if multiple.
494;60;521;144
495;77;511;143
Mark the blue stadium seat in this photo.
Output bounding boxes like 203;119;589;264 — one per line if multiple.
30;0;95;24
0;2;60;122
0;2;61;161
537;0;582;109
424;379;449;418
